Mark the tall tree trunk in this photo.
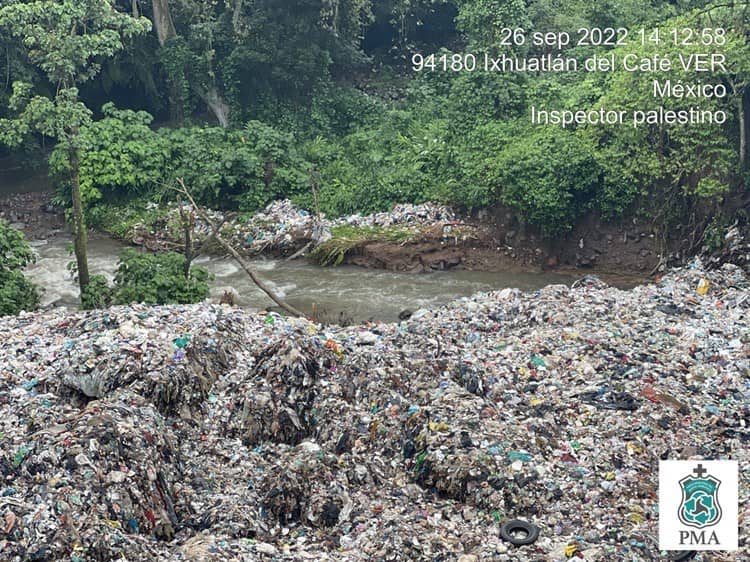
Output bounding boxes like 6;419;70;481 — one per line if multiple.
740;93;747;169
152;0;176;46
151;0;182;121
199;86;230;128
68;136;90;294
132;0;139;18
232;0;243;33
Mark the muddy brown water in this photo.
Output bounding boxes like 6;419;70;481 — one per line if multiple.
26;235;646;322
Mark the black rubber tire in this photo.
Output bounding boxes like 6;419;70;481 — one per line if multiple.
666;551;697;561
499;519;540;546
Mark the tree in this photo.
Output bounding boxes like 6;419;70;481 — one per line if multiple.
691;1;750;169
454;0;530;49
149;0;373;126
0;219;40;316
0;0;150;297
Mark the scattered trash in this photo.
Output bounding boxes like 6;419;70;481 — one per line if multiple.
665;551;698;561
0;260;747;560
696;278;710;296
132;199;457;259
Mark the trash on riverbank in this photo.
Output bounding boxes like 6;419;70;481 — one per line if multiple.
130;199;458;259
704;222;750;275
0;260;748;560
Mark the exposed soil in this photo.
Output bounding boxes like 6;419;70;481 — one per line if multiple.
342;207;665;278
0;190;66;240
3;191;737;283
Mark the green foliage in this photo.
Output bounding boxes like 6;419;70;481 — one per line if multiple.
112;249;212;305
85;200;167;241
494;127;601;235
0;220;40;316
153;0;372;125
306;110;449;216
157;36;198;120
310;224;418;265
702;215;730;253
0;270;40;316
429;121;516;210
0;219;36;270
454;0;531;49
6;0;749;245
51;110;311;214
309;85;386;136
50;104;168;204
0;0;150;147
588;14;737;217
163;123;308;211
0;0;150;86
81;274;113;310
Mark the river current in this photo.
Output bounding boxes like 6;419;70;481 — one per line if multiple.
26;234;591;322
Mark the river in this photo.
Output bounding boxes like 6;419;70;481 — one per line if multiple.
25;234;597;322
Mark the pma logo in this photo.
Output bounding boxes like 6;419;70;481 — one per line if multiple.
659;459;738;551
678;464;721;528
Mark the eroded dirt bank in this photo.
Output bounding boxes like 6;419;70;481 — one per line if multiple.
1;191;746;282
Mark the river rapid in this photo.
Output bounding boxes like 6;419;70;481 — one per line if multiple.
25;234;589;322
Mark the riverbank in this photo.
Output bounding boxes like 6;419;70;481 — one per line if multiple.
0;261;747;561
2;191;745;290
82;196;664;278
0;191;65;241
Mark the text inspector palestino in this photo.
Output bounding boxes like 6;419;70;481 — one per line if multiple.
530;107;628;127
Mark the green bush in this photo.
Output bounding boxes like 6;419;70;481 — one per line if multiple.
494;126;601;236
50;104;167;205
0;220;40;316
112;249;212;305
308;110;449;216
429;121;517;210
81;274;113;310
86;200;168;240
51;105;311;214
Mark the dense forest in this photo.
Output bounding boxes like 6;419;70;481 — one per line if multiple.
1;0;748;255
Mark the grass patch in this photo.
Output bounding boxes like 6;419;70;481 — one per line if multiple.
310;224;418;266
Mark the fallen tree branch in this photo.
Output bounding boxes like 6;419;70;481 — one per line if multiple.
173;178;304;317
286;240;313;261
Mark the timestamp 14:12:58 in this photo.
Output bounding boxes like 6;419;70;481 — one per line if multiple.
637;27;726;47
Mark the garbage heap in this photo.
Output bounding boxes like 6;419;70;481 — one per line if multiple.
230;200;456;256
0;261;748;561
138;199;458;257
704;223;750;275
335;203;455;228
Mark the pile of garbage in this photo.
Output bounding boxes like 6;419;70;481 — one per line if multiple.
334;203;455;229
704;222;750;275
0;260;748;560
131;199;458;258
230;200;457;256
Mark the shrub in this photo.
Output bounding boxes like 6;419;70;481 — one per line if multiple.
0;220;40;316
494;126;601;236
51;105;311;214
308;110;449;216
112;249;212;305
81;274;113;310
50;104;167;205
